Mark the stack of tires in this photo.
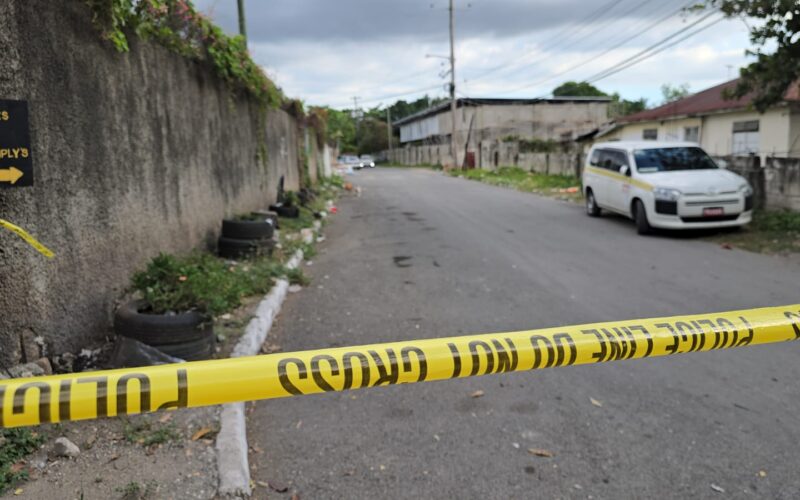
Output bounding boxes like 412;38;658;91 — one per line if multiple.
114;300;214;361
218;215;276;259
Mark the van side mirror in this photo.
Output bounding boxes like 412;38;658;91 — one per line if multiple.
620;165;631;177
716;159;728;169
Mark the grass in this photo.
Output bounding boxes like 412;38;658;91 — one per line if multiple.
116;480;157;500
132;252;287;317
0;429;45;494
380;163;443;170
278;205;317;232
123;420;180;447
452;166;580;197
705;209;800;254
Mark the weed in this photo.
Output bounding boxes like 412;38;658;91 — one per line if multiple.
278;206;317;232
116;480;157;500
706;209;800;254
123;420;180;447
453;167;579;191
286;268;311;286
131;252;286;316
0;429;44;494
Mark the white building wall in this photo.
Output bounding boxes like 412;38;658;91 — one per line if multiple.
701;108;788;158
601;108;795;160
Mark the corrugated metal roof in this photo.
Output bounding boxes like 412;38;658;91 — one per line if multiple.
619;79;800;124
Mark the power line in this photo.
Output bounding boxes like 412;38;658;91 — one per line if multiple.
461;0;629;83
586;14;726;84
492;0;698;96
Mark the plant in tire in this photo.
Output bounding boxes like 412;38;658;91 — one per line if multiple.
116;252;284;360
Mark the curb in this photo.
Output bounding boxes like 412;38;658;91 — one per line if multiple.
217;248;305;497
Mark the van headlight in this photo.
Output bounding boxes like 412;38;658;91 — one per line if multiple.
739;183;753;196
653;187;681;201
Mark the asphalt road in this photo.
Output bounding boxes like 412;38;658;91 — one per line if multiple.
248;168;800;499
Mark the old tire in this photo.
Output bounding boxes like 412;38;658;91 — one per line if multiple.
221;218;274;240
269;204;300;218
114;300;212;346
218;236;260;259
155;332;215;361
634;200;652;235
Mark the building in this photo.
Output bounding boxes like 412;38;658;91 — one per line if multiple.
391;97;611;168
597;79;800;159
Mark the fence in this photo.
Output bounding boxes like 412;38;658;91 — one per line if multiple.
716;156;800;211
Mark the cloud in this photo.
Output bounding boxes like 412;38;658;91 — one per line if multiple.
193;0;755;108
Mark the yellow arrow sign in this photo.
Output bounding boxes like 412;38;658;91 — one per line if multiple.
0;166;23;184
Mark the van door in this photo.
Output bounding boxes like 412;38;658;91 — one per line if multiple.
606;150;633;213
585;148;609;207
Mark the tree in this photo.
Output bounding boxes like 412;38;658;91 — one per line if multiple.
660;83;691;104
324;107;357;152
706;0;799;112
357;118;388;155
552;81;608;97
609;93;648;118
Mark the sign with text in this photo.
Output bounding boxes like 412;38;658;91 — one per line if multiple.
0;99;32;187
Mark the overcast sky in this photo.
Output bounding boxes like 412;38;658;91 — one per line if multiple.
193;0;754;110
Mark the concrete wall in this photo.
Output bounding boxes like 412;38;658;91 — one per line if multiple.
388;142;582;177
716;155;800;211
0;0;311;367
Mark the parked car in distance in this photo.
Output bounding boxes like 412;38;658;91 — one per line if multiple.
339;155;363;169
359;155;376;168
582;141;753;235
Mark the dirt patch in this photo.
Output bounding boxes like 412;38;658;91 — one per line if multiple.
3;408;218;500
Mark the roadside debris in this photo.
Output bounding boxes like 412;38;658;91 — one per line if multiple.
528;448;554;458
710;483;725;493
52;437;80;458
470;390;485;398
590;397;604;407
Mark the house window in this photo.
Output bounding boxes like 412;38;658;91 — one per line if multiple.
642;129;658;140
684;126;699;142
732;120;759;155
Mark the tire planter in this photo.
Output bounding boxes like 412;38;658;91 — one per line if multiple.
269;204;300;218
114;300;214;361
222;217;275;240
218;236;274;259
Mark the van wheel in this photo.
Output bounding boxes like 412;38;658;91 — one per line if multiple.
633;200;652;235
585;189;601;217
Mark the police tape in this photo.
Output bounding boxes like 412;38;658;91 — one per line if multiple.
0;218;55;258
2;304;799;428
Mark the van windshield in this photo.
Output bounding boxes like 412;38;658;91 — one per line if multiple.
633;147;718;173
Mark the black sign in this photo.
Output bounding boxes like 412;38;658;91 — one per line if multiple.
0;99;33;187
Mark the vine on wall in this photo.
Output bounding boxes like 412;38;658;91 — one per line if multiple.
85;0;282;108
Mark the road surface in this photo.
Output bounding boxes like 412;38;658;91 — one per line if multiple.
248;168;800;499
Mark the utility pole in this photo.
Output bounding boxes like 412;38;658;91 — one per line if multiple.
236;0;247;43
352;97;360;149
449;0;458;170
386;107;393;161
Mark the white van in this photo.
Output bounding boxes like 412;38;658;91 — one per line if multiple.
582;141;753;234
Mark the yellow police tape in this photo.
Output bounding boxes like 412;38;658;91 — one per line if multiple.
2;304;799;428
0;218;55;258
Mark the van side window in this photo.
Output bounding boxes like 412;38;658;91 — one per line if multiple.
589;149;602;166
609;150;629;169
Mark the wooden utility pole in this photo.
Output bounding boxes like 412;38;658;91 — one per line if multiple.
449;0;458;169
237;0;247;43
386;107;393;159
